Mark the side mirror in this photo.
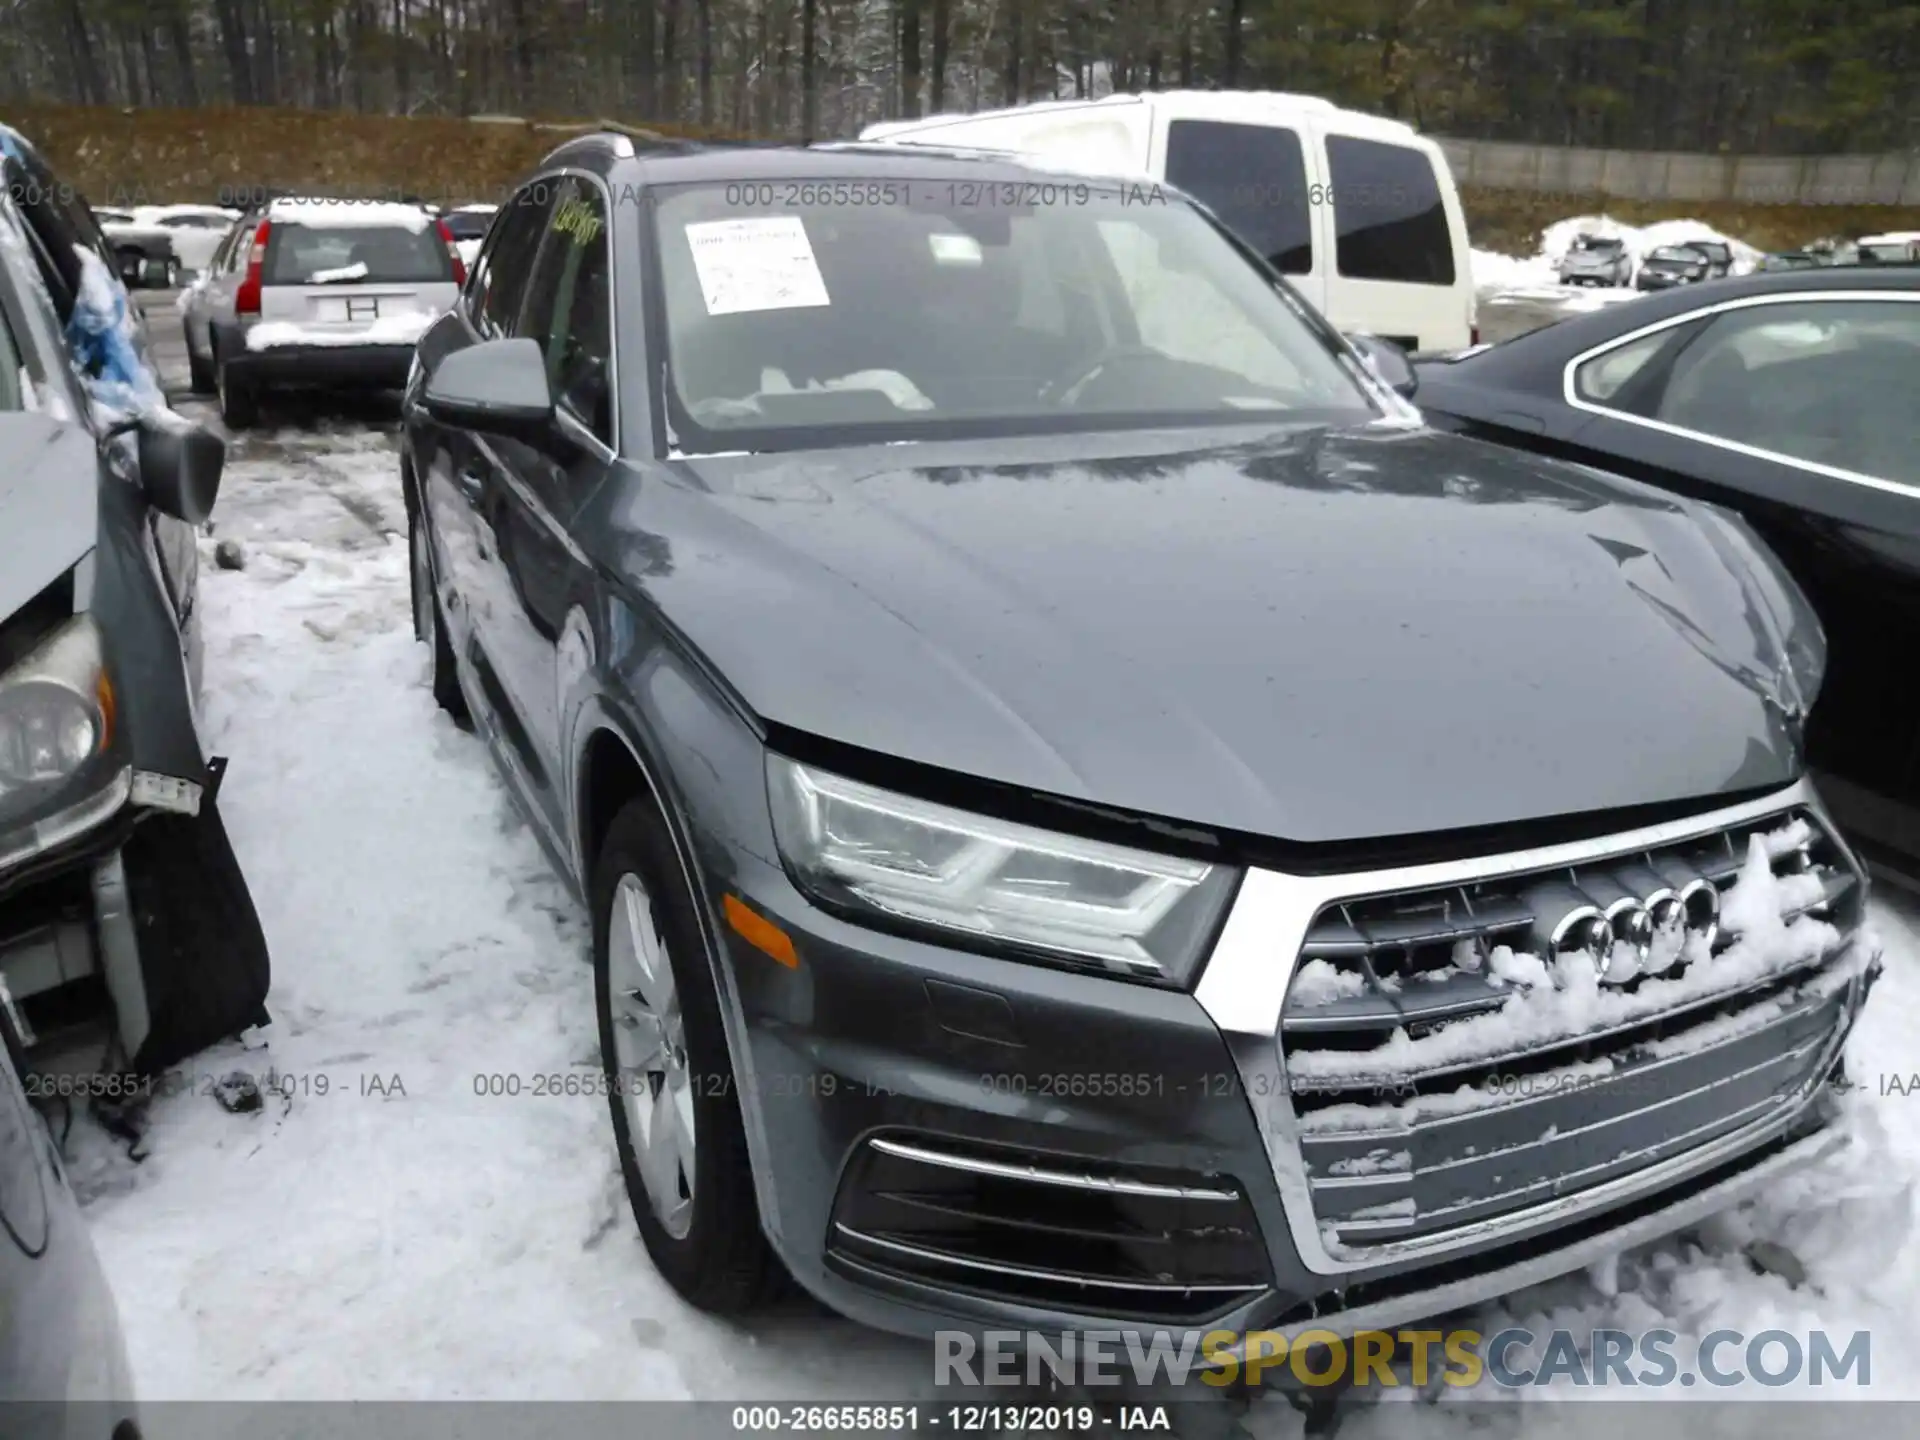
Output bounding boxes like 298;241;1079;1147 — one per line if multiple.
134;412;225;524
1346;332;1418;399
423;337;554;443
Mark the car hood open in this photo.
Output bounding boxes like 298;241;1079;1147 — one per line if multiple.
602;422;1808;846
0;413;100;621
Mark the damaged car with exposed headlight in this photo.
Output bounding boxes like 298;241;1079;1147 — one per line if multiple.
401;134;1881;1351
0;123;271;1087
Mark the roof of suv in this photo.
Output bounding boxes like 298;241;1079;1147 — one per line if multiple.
530;133;1184;192
255;196;437;228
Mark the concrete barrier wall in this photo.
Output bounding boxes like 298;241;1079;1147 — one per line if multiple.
1436;137;1920;205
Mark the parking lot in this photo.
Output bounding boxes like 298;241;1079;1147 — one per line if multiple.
58;287;1920;1423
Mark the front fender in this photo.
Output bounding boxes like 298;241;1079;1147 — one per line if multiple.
566;591;790;1243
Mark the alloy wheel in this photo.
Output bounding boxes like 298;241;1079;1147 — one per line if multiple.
607;872;696;1239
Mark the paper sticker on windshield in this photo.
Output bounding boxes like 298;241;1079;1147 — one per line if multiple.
928;232;982;266
685;216;830;316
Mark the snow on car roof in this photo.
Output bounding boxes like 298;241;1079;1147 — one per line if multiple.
137;204;241;222
266;197;433;231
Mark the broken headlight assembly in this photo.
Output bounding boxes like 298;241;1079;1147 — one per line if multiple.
0;612;128;871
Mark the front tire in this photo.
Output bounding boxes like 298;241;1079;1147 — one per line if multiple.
408;502;469;724
593;798;775;1315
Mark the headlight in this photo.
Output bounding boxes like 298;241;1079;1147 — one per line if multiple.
766;756;1237;984
0;615;114;804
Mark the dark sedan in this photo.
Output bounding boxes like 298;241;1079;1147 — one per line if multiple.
1414;267;1920;876
401;137;1877;1350
1636;242;1715;289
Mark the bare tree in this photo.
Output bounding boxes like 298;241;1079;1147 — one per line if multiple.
799;0;815;138
0;0;1914;156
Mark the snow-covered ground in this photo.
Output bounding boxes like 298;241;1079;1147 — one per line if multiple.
72;415;933;1411
62;328;1920;1427
1472;213;1763;313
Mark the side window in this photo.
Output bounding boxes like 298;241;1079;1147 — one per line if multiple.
58;187;112;266
1572;326;1693;404
4;149;81;316
514;178;613;446
1324;136;1456;286
209;222;242;274
1650;301;1920;484
470;183;554;337
1164;119;1312;276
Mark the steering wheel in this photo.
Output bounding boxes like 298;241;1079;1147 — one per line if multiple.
1044;344;1165;407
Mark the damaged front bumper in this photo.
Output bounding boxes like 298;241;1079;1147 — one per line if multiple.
1;765;157;1061
0;759;259;1074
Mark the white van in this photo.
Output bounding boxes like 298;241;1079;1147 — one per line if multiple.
860;91;1477;354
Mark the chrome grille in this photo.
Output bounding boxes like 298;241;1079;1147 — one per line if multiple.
1278;806;1868;1255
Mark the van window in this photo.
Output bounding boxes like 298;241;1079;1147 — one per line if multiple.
1164;120;1312;276
1324;136;1455;286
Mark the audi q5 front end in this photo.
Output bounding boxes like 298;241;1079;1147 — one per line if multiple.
403;140;1881;1353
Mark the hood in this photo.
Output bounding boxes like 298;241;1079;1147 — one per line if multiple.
0;412;100;620
600;424;1806;846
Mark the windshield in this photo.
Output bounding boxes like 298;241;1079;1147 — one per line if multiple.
650;178;1378;453
1650;246;1703;263
1574;237;1622;252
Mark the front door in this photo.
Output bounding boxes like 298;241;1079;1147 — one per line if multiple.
478;176;619;838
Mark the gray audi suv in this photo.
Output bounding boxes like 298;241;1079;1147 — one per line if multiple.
398;134;1880;1351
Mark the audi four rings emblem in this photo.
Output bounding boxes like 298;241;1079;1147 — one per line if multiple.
1546;876;1721;980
